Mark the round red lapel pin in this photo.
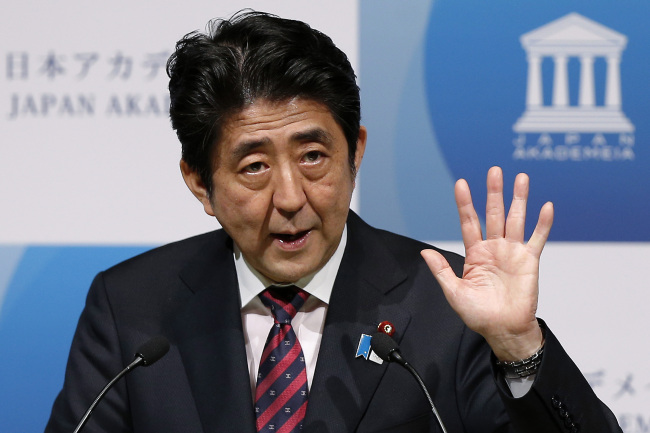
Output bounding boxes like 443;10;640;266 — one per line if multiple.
377;321;395;337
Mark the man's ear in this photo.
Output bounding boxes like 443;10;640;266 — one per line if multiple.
353;126;367;179
180;159;216;216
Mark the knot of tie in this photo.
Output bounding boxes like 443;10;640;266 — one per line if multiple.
259;286;309;325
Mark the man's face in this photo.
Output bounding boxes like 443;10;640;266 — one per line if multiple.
183;98;366;283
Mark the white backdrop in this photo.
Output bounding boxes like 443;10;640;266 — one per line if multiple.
0;0;359;245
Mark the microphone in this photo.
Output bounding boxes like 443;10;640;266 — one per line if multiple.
72;336;170;433
134;335;170;365
371;332;448;433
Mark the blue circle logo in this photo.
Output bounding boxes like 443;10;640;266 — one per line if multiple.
425;1;650;240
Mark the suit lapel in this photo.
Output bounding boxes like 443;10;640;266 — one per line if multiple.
304;213;412;432
170;231;256;433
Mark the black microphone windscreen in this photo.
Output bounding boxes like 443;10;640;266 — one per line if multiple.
135;336;170;366
371;332;399;362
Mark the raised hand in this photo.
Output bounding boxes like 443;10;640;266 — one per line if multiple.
421;166;554;361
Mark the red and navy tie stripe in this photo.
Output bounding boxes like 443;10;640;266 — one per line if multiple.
255;286;309;433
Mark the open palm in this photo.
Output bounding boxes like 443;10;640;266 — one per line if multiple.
422;166;554;361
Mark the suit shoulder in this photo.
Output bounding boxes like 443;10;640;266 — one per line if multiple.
348;212;464;276
373;225;462;257
103;230;226;278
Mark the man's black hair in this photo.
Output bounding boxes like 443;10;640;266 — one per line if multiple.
167;11;361;194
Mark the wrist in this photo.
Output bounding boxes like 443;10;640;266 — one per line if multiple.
488;319;545;362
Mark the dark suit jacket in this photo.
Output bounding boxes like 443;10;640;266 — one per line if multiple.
46;212;621;432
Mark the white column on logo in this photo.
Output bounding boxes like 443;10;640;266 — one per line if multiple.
605;54;622;108
552;55;569;107
525;53;543;108
578;55;595;107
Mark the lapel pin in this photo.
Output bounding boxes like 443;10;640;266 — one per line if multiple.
377;320;395;337
355;334;372;360
355;334;383;365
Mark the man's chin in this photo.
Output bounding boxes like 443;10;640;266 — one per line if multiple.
261;261;320;285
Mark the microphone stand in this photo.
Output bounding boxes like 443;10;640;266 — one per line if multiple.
372;333;448;433
72;356;145;433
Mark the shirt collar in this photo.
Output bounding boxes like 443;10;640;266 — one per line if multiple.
235;225;347;307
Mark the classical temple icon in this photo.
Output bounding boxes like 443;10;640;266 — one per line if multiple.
513;12;634;134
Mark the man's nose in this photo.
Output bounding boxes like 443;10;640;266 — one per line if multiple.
272;165;307;213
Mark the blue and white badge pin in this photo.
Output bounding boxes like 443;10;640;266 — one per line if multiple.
355;334;383;364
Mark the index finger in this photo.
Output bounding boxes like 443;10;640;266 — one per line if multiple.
455;178;483;249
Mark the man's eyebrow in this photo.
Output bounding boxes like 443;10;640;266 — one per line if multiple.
229;128;333;161
231;137;270;161
291;128;334;145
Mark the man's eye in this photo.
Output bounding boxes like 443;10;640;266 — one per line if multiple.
303;151;322;163
245;162;265;173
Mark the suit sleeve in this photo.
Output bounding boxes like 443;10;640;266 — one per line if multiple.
45;272;132;433
436;246;621;433
493;322;622;433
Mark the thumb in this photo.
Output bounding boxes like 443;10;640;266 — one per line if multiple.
420;249;459;297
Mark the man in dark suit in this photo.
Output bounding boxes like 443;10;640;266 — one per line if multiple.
46;11;622;433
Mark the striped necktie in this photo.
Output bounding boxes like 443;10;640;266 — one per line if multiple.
255;286;310;433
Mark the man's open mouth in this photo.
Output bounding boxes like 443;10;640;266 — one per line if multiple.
273;230;310;243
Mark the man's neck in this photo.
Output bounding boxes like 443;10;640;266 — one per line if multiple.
234;225;348;307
